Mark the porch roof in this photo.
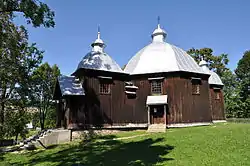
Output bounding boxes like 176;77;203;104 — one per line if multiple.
146;95;168;105
58;75;85;96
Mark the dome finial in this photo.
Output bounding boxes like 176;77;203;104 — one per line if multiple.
157;16;161;29
201;55;204;61
151;16;166;42
199;55;208;67
97;25;101;39
91;25;105;52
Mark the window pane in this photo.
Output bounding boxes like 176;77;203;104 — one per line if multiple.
99;83;110;94
192;84;200;95
151;81;162;94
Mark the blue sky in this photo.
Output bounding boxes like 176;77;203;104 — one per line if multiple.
15;0;250;75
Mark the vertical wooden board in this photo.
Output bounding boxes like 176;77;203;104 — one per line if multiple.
210;88;225;120
166;77;175;123
133;79;149;123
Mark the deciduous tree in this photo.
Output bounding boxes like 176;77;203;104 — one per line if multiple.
235;51;250;101
31;62;60;130
187;48;229;77
0;0;55;27
0;14;43;138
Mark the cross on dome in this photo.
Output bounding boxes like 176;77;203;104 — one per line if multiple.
151;16;167;42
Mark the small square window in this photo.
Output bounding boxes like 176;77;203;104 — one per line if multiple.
99;83;110;94
214;90;220;100
191;79;201;95
192;84;200;95
151;81;162;94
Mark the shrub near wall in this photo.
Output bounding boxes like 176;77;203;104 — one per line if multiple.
226;118;250;123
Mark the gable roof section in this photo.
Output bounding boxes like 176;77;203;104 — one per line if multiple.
58;75;85;96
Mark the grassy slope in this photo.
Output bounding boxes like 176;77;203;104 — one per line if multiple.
1;123;250;166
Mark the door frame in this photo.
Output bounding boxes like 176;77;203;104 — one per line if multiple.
147;104;167;125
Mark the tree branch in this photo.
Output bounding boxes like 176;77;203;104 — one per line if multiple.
0;8;22;13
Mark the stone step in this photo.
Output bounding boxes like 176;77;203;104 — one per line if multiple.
147;124;166;133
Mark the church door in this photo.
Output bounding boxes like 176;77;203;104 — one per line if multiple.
150;105;165;124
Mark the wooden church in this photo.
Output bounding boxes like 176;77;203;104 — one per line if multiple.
53;21;225;130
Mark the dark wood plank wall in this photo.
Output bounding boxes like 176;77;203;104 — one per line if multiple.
209;88;225;120
163;76;211;124
133;79;150;123
64;71;214;128
80;76;148;127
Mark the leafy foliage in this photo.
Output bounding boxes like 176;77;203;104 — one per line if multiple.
0;0;55;27
187;47;229;77
0;0;55;138
31;62;60;129
235;51;250;100
0;14;43;138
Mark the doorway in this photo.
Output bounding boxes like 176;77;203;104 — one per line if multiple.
150;105;166;124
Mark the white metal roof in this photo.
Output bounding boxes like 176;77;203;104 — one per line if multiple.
77;27;124;73
146;95;168;105
77;51;124;73
124;42;206;75
124;22;205;75
58;75;85;96
199;60;224;86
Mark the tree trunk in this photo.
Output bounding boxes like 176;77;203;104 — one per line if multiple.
39;107;45;130
15;133;18;144
0;102;5;137
40;112;45;130
0;102;5;125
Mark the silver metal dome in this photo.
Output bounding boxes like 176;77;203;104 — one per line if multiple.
77;26;124;73
124;23;205;75
199;60;224;86
77;51;124;73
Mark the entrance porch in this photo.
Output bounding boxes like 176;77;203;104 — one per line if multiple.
146;95;168;132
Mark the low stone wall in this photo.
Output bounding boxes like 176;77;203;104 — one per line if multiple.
167;122;212;128
37;129;71;146
72;130;125;140
212;120;227;123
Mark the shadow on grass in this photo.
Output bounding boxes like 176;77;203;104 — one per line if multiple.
11;136;174;166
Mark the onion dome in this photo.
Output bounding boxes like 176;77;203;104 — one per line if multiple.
77;26;124;73
124;17;205;75
199;59;224;86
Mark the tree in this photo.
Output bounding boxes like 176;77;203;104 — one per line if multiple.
235;51;250;101
0;0;55;28
0;14;43;138
187;48;229;77
234;51;250;117
0;0;55;138
31;62;60;130
220;69;243;118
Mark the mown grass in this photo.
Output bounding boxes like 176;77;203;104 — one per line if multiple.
1;123;250;166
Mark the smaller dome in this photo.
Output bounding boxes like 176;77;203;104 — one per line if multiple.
91;32;104;46
199;60;208;66
77;26;124;73
151;24;167;40
78;51;123;73
199;60;223;86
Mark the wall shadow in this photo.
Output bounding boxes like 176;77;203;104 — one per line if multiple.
10;137;174;166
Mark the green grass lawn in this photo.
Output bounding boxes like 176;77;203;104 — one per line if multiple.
1;123;250;166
